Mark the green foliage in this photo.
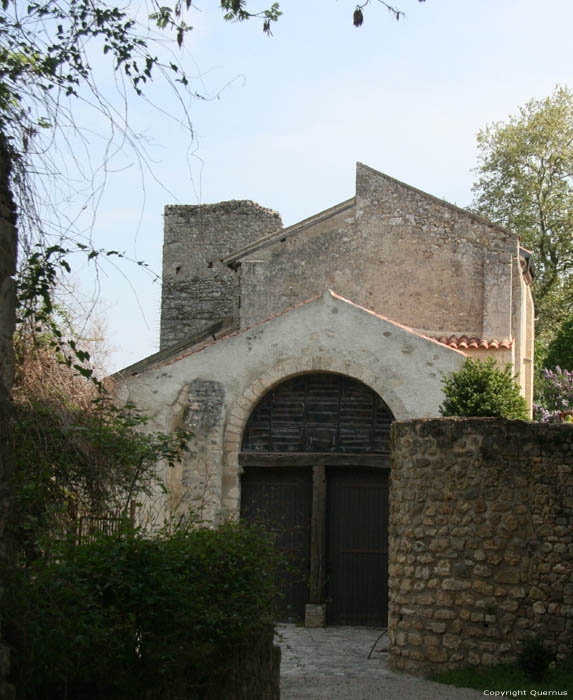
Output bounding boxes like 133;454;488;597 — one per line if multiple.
544;315;573;371
0;0;282;142
0;0;189;129
5;523;279;699
16;241;153;384
11;306;191;563
10;393;192;564
220;0;282;33
440;357;529;419
1;0;282;375
10;237;193;564
471;85;573;342
518;639;556;683
2;0;422;378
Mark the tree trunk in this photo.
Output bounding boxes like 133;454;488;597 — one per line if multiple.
0;131;17;700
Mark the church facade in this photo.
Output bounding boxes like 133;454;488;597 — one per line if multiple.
116;163;534;626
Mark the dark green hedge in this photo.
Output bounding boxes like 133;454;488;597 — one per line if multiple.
440;357;529;419
5;523;280;699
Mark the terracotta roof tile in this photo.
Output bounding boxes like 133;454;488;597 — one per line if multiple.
431;335;513;351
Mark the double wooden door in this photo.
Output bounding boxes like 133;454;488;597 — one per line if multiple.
240;465;389;626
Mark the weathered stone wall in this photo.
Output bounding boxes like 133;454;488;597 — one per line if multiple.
160;200;282;349
159;164;534;410
389;418;573;677
239;163;519;341
0;134;17;699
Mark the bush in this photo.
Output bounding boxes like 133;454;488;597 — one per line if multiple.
518;639;556;682
440;357;529;419
10;327;193;564
534;366;573;423
10;395;192;564
5;522;280;699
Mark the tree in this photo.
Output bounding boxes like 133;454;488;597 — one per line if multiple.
440;357;529;420
0;1;427;691
1;0;420;363
352;0;427;26
543;315;573;371
10;311;192;564
471;86;573;343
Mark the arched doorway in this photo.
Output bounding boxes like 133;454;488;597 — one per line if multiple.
239;372;393;626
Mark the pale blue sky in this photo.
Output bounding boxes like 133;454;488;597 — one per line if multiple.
56;0;573;372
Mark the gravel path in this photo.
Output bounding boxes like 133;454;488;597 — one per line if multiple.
277;624;484;700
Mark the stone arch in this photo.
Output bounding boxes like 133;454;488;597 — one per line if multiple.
233;357;394;625
221;352;405;514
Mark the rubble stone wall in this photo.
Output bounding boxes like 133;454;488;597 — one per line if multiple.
240;164;519;340
160;201;282;349
389;418;572;677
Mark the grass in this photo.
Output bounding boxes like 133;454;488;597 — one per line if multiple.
434;661;573;695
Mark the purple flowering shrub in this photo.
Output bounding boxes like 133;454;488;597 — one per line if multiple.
534;367;573;423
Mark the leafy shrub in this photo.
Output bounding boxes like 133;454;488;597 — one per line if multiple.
534;367;573;423
10;396;191;564
11;321;192;564
544;316;573;371
5;523;279;699
518;639;556;682
440;357;529;419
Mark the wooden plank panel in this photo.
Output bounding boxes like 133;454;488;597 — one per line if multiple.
240;468;312;622
242;374;394;454
326;468;389;626
309;465;326;604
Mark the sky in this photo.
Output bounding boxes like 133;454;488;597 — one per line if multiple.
48;0;573;373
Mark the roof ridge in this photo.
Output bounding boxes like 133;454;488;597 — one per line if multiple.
117;290;469;376
221;198;356;266
117;294;323;375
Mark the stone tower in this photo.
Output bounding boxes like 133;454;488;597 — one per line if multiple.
160;200;282;349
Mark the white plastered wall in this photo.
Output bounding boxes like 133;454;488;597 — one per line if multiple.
118;291;467;524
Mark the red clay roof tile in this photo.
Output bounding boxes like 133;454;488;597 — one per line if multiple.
431;335;513;351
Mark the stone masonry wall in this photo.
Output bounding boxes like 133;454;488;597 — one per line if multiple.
240;164;519;341
0;134;17;699
160;200;282;349
389;418;572;677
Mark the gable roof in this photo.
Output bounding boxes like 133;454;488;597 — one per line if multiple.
221;197;355;268
220;162;517;267
114;289;467;378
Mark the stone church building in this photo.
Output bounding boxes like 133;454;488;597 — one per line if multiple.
116;162;534;627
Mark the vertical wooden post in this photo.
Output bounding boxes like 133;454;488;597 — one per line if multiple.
309;464;326;604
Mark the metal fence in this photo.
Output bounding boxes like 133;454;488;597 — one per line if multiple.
76;500;136;543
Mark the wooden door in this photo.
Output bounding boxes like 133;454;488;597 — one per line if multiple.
240;467;312;622
326;468;389;626
241;373;393;626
